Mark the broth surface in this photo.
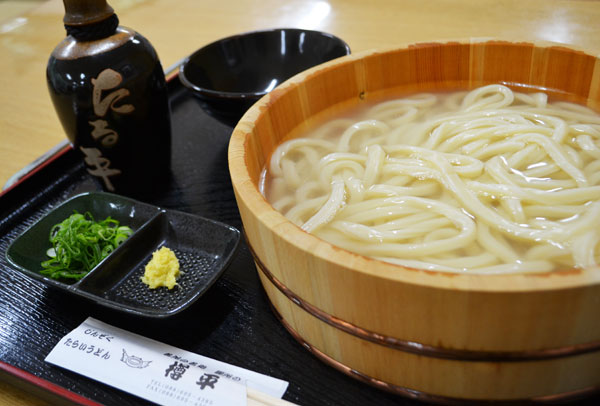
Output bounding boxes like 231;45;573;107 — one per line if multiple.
262;85;600;273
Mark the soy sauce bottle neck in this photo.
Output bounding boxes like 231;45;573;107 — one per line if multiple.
62;0;118;41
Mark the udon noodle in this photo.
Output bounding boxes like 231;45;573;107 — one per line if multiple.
261;84;600;274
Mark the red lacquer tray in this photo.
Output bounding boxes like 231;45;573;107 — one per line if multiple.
0;73;418;406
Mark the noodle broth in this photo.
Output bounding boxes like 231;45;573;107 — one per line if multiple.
261;84;600;274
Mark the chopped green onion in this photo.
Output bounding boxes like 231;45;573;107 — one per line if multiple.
40;211;133;281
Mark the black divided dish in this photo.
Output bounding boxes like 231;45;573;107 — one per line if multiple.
6;191;240;317
1;76;598;406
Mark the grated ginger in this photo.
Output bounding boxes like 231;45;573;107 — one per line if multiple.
141;246;180;289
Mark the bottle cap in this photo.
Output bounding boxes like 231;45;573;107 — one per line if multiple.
63;0;115;26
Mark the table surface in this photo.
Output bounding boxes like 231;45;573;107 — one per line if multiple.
1;0;600;404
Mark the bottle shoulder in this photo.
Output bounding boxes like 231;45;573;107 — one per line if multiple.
51;26;149;60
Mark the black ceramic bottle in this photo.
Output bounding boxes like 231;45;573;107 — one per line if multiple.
47;0;171;195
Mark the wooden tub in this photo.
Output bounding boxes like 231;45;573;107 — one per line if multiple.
228;40;600;403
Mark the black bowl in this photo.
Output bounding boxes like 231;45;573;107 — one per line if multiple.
178;28;351;126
